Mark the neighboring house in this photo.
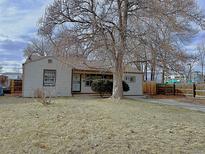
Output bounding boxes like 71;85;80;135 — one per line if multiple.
164;71;205;84
191;71;205;83
0;75;8;87
22;56;143;97
0;73;22;90
165;73;186;84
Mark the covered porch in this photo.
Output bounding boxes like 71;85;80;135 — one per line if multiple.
71;69;112;94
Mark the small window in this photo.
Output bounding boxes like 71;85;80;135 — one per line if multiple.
43;70;56;86
48;59;52;63
84;74;99;87
130;76;136;82
125;75;136;83
85;80;92;87
85;75;92;87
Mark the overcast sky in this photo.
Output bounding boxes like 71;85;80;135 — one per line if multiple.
0;0;52;72
0;0;205;73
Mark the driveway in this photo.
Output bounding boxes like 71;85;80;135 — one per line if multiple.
127;96;205;113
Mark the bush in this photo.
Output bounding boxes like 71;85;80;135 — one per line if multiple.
33;88;53;105
91;79;112;97
122;81;130;92
91;79;129;97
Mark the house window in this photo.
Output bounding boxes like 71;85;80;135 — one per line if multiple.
85;75;93;87
85;80;92;87
125;75;136;83
48;59;52;63
43;70;56;86
84;74;104;87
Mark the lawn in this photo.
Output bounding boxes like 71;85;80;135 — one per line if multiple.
0;96;205;154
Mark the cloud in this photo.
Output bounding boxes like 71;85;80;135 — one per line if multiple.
182;30;205;55
0;39;27;50
0;0;52;38
0;60;23;73
0;0;53;73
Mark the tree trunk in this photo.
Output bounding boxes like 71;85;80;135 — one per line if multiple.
162;69;165;83
145;62;148;81
162;63;166;83
112;56;123;99
151;66;155;81
150;48;156;81
111;0;128;99
202;64;204;82
144;51;148;81
112;71;123;99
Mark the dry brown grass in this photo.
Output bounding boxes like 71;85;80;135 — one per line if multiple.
0;96;205;154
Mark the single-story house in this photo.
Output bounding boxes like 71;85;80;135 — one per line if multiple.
22;56;143;97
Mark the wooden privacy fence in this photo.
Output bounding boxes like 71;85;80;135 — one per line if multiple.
143;81;157;95
156;84;174;95
157;83;205;98
175;83;194;96
196;84;205;98
174;83;205;98
10;80;22;95
143;82;205;98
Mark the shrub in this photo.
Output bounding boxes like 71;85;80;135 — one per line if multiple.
122;81;130;92
91;79;129;97
33;88;53;105
91;79;112;97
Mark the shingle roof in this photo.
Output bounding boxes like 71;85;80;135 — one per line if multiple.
24;55;143;73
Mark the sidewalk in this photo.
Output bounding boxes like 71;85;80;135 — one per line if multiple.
127;96;205;113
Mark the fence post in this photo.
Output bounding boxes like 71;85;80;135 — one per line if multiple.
193;83;196;98
173;83;176;96
10;80;14;94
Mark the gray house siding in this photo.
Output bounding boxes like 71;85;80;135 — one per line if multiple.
23;57;72;97
72;72;143;96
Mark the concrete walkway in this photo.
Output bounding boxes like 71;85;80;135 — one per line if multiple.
127;96;205;113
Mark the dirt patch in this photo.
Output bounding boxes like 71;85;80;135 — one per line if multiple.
0;96;205;153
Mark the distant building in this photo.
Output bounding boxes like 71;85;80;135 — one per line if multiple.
164;71;205;84
191;71;205;83
0;72;22;90
165;73;186;84
2;72;22;80
0;75;8;87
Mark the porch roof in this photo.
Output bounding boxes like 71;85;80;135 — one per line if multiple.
73;61;143;74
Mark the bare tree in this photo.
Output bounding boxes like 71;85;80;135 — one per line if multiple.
34;88;55;105
197;42;205;82
39;0;204;99
24;37;53;58
180;53;198;82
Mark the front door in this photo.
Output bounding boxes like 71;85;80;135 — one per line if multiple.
72;74;81;92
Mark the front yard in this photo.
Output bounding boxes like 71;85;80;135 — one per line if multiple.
0;96;205;154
